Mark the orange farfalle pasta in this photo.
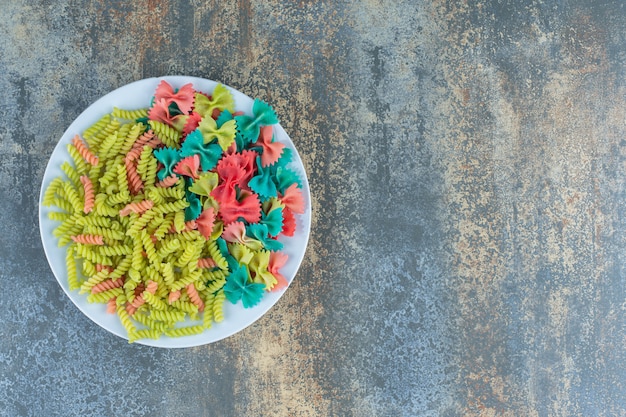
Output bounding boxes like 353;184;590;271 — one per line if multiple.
91;278;124;294
71;234;104;245
148;98;177;125
72;135;99;166
222;221;261;247
119;200;154;217
80;175;95;213
186;283;205;312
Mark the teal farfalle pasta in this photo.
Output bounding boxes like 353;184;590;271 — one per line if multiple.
235;99;279;144
223;265;265;308
42;79;305;344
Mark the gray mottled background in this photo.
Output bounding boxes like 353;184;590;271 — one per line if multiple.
2;0;626;416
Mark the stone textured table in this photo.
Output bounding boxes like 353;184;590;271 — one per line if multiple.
2;1;626;416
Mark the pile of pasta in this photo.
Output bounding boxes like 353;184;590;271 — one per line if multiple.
42;80;305;343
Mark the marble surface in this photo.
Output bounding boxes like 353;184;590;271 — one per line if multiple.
1;0;626;415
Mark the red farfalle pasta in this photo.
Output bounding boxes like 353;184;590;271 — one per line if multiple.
148;98;175;125
80;175;95;213
182;112;202;137
71;234;104;245
279;183;305;214
72;135;99;166
154;80;195;114
216;150;258;188
173;154;200;180
211;153;257;204
91;278;124;294
119;200;154;217
281;207;296;237
218;190;262;224
186;283;205;312
257;126;285;167
196;207;215;239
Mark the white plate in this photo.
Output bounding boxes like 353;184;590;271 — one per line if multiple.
38;76;311;348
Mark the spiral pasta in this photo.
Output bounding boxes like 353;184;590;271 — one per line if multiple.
80;176;95;213
148;120;182;148
72;135;99;166
61;164;84;197
212;289;226;323
164;325;204;338
113;107;148;121
70;234;104;245
119;200;154;217
83;114;111;142
124;158;143;195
